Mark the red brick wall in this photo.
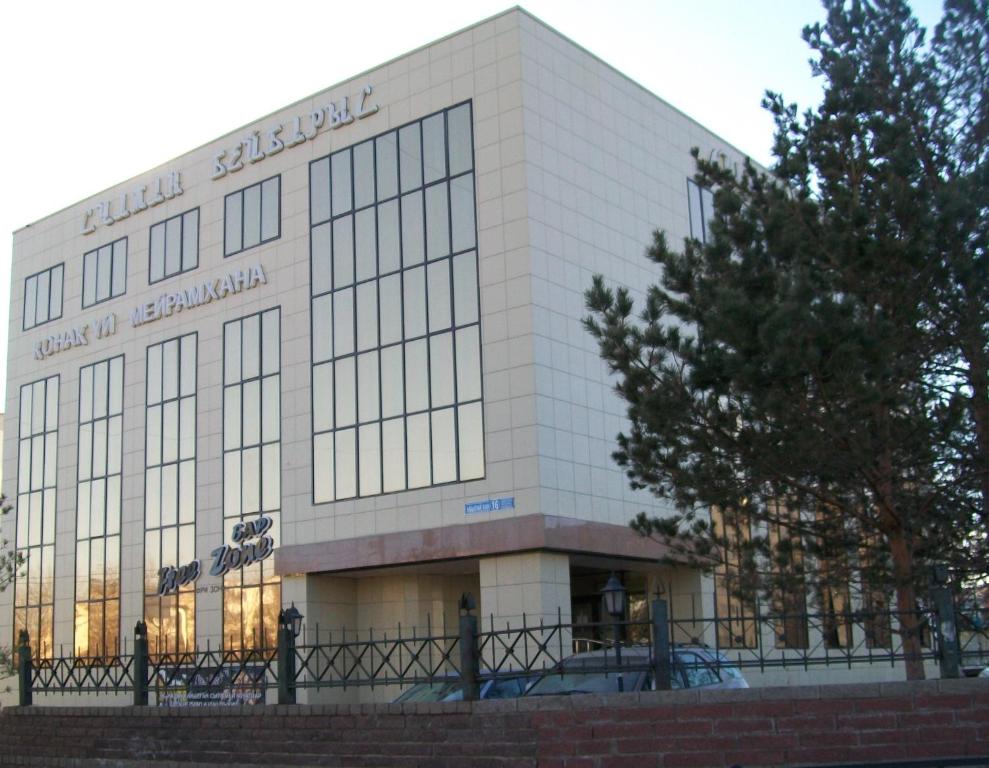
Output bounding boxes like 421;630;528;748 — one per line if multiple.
0;679;986;767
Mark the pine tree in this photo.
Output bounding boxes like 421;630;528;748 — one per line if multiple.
584;0;987;680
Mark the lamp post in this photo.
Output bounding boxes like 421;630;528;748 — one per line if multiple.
601;573;626;692
277;603;304;704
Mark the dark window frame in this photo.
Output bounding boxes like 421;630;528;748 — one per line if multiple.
22;264;64;331
308;100;484;505
73;355;125;658
223;176;282;257
148;207;200;285
82;237;128;309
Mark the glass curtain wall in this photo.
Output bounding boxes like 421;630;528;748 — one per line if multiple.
310;101;484;502
222;308;281;649
74;357;124;657
14;376;58;658
144;334;197;654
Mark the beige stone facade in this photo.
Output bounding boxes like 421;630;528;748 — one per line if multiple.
7;9;910;703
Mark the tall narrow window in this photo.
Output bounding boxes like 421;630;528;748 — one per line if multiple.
711;508;757;649
149;208;199;283
223;308;281;648
768;507;808;649
687;178;715;244
23;264;64;330
14;376;58;658
224;176;280;257
816;509;853;649
310;102;484;503
74;356;123;657
82;238;127;307
144;334;197;654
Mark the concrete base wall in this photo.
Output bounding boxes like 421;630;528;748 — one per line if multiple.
1;679;986;767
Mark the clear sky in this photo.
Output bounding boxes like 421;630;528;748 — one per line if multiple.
0;0;945;401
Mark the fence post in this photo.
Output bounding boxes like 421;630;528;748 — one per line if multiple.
134;620;149;705
930;567;960;679
651;599;671;690
459;593;479;701
277;610;297;705
17;630;31;707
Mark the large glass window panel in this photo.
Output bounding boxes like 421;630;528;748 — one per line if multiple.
376;131;398;200
242;314;260;380
431;408;457;484
36;271;50;324
382;418;406;493
425;183;450;261
356;282;378;352
335;428;357;499
82;252;97;307
243;184;261;249
377;200;400;274
311;293;333;363
333;215;354;289
379;275;402;346
357;352;380;423
407;414;431;488
403;267;426;339
359;423;381;496
353;140;375;209
23;276;37;330
311;222;332;295
96;245;112;301
333;288;354;357
355;208;376;282
263;334;281;388
182;210;199;272
310;158;331;224
242;447;260;514
399;123;422;192
447;103;473;176
313;363;334;432
165;216;181;275
261;177;279;241
225;194;243;255
428;259;452;331
380;345;404;418
456;326;482;401
422;113;446;184
450;174;476;253
150;225;166;282
262;444;280;512
243;379;261;447
112;240;127;296
262;376;280;443
405;339;429;413
331;149;352;216
401;192;425;266
430;332;455;408
313;433;334;502
335;356;356;427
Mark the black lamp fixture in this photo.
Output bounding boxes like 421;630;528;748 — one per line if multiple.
601;572;626;619
600;572;627;692
280;603;304;638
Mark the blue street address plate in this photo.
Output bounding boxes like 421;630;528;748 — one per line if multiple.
464;497;515;515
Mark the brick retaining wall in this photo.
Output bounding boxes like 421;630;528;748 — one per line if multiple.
0;679;986;767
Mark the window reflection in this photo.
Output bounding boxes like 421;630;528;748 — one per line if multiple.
144;335;197;656
222;309;281;650
311;103;484;503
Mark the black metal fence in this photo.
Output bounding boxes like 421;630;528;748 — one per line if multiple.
14;598;989;706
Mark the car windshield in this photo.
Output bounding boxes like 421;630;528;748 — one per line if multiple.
526;670;644;696
393;680;462;703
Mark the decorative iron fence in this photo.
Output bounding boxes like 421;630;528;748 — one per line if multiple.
14;598;989;706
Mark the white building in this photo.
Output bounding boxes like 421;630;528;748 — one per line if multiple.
4;9;919;703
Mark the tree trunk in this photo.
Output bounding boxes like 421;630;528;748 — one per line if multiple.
963;341;989;518
889;528;925;681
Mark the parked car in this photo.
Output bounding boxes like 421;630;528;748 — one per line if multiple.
392;673;535;703
524;645;748;697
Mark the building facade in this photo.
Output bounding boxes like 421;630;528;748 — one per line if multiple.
4;10;922;702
